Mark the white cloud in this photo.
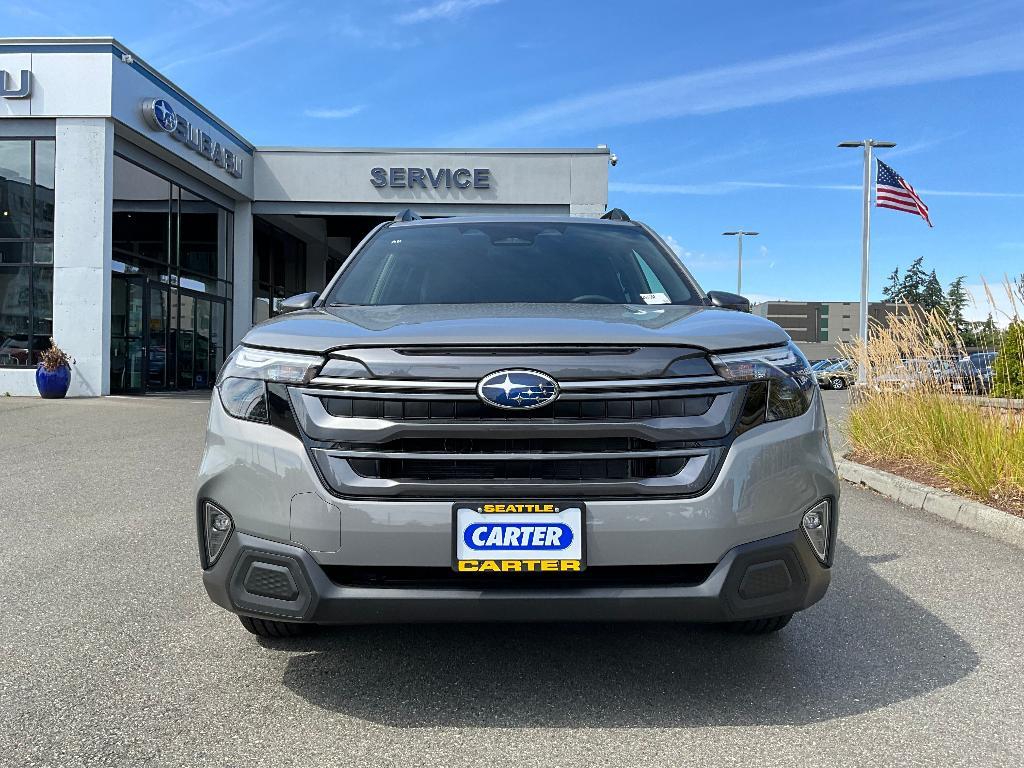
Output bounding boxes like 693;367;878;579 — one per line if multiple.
609;180;1024;198
610;181;803;196
160;28;283;71
304;105;365;119
662;235;685;255
396;0;502;25
444;9;1024;145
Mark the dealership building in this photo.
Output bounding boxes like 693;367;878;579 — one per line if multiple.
0;37;610;396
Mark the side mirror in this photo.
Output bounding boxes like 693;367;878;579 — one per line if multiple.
278;291;319;314
706;290;751;313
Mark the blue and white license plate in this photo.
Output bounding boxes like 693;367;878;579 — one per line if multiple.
452;501;586;573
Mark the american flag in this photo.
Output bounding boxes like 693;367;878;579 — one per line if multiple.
876;159;932;227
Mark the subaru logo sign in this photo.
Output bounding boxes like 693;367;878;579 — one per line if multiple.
477;369;559;410
143;98;177;133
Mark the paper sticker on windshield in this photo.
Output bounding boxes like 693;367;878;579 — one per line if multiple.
640;292;671;305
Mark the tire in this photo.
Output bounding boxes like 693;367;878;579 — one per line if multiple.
727;614;793;635
830;377;846;390
238;614;310;638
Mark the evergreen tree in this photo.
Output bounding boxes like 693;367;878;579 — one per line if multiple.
992;321;1024;398
881;268;901;301
922;269;946;313
899;256;928;305
946;275;969;335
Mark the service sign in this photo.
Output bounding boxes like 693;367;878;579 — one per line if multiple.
452;501;585;573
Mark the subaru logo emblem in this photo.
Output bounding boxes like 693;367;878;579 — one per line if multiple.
477;369;559;410
143;98;177;133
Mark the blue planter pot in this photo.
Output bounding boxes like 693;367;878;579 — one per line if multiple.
36;364;71;399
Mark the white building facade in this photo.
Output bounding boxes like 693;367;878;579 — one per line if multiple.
0;38;610;396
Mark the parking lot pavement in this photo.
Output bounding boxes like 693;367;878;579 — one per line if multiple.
2;393;1023;767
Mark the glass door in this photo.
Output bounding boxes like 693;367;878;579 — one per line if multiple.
175;290;226;390
146;284;171;392
175;291;196;389
110;275;146;394
194;298;212;389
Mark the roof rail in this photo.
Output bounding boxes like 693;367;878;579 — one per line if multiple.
393;208;422;222
601;208;631;221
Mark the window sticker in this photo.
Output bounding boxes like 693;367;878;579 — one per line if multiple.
640;292;671;305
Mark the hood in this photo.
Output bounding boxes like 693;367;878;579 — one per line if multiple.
241;303;790;354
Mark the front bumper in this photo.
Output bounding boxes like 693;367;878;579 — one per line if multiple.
203;527;831;625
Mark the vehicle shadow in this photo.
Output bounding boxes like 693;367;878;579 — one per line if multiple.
274;541;977;727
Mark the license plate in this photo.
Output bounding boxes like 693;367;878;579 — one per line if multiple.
452;501;586;573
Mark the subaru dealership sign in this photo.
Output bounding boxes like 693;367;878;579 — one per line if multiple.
142;97;244;179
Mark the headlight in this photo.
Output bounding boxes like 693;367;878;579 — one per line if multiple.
711;342;816;424
216;347;324;422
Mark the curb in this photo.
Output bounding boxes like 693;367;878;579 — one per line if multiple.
836;456;1024;550
960;395;1024;411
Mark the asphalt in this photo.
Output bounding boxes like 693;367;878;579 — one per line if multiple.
1;390;1022;767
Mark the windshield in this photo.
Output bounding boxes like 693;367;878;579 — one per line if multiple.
325;221;701;306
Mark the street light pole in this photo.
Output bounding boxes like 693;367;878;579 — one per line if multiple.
837;139;895;385
721;230;759;295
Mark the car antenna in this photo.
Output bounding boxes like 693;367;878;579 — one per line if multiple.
393;208;422;222
601;208;631;221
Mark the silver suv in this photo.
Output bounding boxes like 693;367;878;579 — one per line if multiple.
196;212;838;638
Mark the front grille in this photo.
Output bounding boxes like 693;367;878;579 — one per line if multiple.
338;436;662;453
322;564;717;590
343;436;688;481
350;456;687;482
322;395;715;421
287;347;744;498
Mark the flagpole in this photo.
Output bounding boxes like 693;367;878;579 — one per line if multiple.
858;142;872;386
838;138;896;386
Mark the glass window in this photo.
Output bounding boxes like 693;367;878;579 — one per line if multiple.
0;139;55;367
34;141;55;240
0;241;30;264
0;140;32;239
253;218;307;321
179;195;221;278
0;266;33;365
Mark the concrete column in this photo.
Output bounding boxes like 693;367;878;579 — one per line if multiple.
52;118;114;397
232;200;253;347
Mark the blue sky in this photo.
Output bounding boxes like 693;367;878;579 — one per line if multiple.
5;0;1023;318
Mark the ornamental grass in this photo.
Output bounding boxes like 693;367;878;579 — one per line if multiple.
841;279;1024;512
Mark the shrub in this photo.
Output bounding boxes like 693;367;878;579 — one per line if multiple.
992;321;1024;398
39;338;73;372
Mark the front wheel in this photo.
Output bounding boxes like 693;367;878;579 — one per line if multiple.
830;377;846;390
726;614;793;634
238;615;310;638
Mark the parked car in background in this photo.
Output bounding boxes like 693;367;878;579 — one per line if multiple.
873;358;937;391
945;352;999;394
810;358;841;372
816;360;855;390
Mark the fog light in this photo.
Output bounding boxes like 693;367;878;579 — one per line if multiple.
204;502;234;567
801;500;831;564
